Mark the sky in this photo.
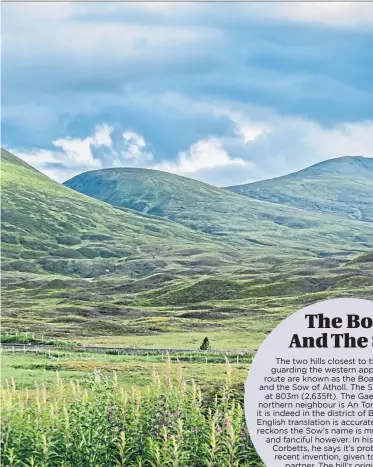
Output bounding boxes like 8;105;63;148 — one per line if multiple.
2;2;373;186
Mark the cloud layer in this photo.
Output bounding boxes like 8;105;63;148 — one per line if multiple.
10;114;373;186
2;2;373;186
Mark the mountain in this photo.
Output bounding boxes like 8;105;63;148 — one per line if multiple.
227;156;373;222
1;149;231;279
2;149;373;341
64;165;373;256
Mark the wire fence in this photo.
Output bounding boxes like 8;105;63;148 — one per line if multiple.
1;343;256;364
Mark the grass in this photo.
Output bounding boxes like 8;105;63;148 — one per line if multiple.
1;356;263;466
228;156;373;222
64;163;373;254
79;330;268;350
1;150;373;465
1;148;230;281
2;149;373;347
1;350;253;390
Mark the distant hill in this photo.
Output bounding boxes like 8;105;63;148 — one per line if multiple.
227;156;373;222
1;149;229;279
64;164;373;256
2;149;373;340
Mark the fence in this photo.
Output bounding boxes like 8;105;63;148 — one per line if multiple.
1;343;255;365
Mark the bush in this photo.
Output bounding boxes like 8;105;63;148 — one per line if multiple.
0;333;79;346
56;235;81;246
77;247;99;259
2;260;39;273
1;232;19;244
50;248;84;259
200;337;210;351
82;233;112;241
19;236;50;251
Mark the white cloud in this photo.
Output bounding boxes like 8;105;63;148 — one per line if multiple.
122;131;146;158
154;138;249;177
9;116;373;187
296;119;373;162
93;123;113;147
9;125;153;182
108;130;154;167
223;115;373;182
53;123;113;168
248;2;373;30
2;4;210;63
221;111;270;143
9;124;114;182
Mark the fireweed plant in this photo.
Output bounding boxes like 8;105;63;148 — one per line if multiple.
1;356;263;466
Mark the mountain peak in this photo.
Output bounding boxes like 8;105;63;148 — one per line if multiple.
227;156;373;222
293;156;373;178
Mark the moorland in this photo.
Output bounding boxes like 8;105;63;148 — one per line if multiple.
1;148;372;465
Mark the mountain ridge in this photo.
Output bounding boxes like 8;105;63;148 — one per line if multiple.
227;155;373;187
227;155;373;222
64;155;373;255
1;148;233;279
2;149;373;340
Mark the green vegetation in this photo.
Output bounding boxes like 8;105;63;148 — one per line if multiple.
227;156;373;222
2;149;373;347
1;148;228;279
0;333;79;346
200;337;210;351
1;349;253;390
1;148;372;466
64;163;373;255
1;357;262;467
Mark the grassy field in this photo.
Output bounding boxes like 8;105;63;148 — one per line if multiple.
1;349;252;391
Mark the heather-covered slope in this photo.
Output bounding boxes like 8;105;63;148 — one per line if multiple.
64;165;373;256
1;149;230;278
227;156;373;222
2;150;373;343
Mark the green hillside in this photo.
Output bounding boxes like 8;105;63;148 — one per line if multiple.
2;149;373;345
227;156;373;222
64;166;373;256
1;149;236;336
1;149;231;279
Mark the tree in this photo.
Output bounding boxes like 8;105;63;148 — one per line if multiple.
200;337;210;351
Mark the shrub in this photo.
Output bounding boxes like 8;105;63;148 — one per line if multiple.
56;235;81;246
19;236;50;251
1;358;263;466
77;247;99;259
50;248;84;259
2;260;38;273
0;334;79;346
1;232;18;244
200;337;210;351
82;233;112;241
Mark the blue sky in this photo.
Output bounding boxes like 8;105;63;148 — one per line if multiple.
2;2;373;185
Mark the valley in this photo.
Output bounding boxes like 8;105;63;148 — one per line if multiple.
1;148;372;348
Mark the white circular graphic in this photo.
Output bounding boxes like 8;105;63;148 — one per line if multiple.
245;298;373;467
